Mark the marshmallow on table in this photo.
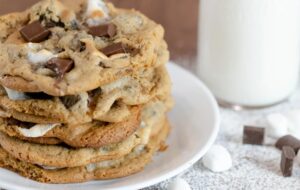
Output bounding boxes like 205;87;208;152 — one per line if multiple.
296;151;300;165
167;177;191;190
266;110;300;139
202;145;232;172
266;113;289;138
285;110;300;139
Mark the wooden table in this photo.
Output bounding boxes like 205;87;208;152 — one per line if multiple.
0;0;199;59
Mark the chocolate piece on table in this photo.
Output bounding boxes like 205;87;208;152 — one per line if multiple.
88;24;117;38
280;146;295;177
243;126;265;145
275;135;300;153
46;58;74;78
19;21;51;43
101;43;127;57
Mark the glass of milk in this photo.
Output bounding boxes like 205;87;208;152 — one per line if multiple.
198;0;300;109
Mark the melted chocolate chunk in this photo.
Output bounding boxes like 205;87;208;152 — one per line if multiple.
88;88;102;108
101;43;127;57
281;146;295;177
60;95;81;108
25;92;53;100
79;42;86;52
88;23;117;38
7;118;35;129
46;58;74;78
45;20;65;28
20;21;51;42
243;126;265;145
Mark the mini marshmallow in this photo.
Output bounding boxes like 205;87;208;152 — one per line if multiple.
86;163;97;172
18;124;60;138
28;49;55;64
27;42;42;50
202;145;232;172
86;0;110;26
167;177;191;190
266;113;289;138
285;110;300;139
296;150;300;165
4;87;29;100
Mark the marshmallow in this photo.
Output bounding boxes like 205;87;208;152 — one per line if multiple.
86;163;97;172
86;0;110;26
296;150;300;165
285;110;300;139
27;42;42;50
266;113;289;138
18;124;59;138
4;87;29;100
28;49;55;64
40;165;60;170
202;145;232;172
167;177;191;190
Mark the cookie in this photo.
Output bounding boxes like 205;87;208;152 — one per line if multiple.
0;127;140;168
0;106;141;148
0;120;170;183
0;0;169;96
0;65;171;124
0;97;170;147
0;110;166;167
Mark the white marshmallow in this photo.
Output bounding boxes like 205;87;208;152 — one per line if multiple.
28;49;55;64
167;177;191;190
18;124;59;138
266;113;289;138
296;151;300;165
27;43;42;50
4;87;29;100
285;110;300;139
86;163;97;172
202;145;232;172
40;165;60;170
86;0;110;26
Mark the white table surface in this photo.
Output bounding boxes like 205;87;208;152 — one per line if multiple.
144;61;300;190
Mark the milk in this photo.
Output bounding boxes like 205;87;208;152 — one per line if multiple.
198;0;300;107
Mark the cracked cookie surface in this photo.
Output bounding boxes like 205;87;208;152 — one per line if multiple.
0;0;169;96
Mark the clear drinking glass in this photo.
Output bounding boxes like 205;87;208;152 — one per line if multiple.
198;0;300;109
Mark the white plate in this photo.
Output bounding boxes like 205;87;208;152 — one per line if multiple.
0;62;220;190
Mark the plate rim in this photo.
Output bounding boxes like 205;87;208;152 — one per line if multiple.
0;62;220;190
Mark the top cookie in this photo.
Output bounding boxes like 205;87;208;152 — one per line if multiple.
0;0;169;96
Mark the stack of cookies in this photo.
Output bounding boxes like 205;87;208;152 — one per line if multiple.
0;0;172;183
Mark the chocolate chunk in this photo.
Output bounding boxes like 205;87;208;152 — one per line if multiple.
88;24;117;38
281;146;295;177
243;126;265;145
60;95;80;108
88;88;102;108
45;20;65;28
101;43;127;57
25;92;53;100
7;118;35;129
20;21;51;43
46;58;74;78
79;42;86;52
275;135;300;153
